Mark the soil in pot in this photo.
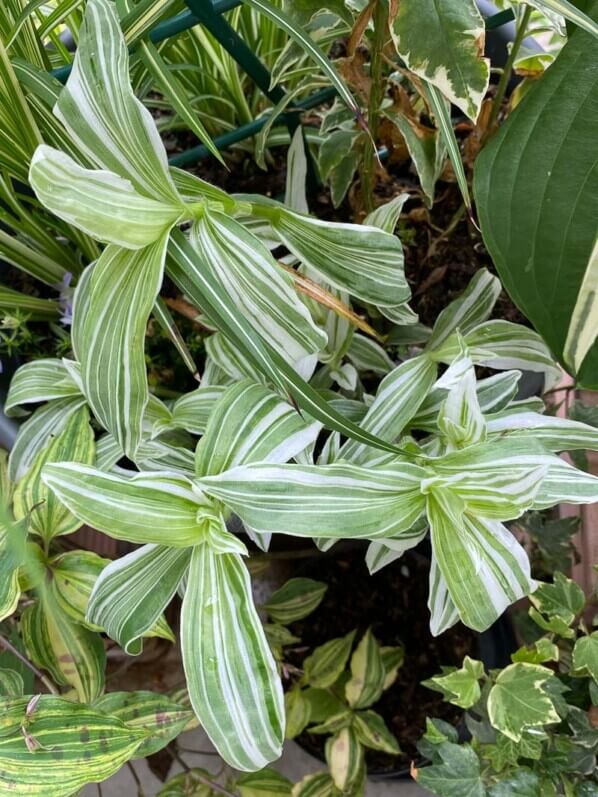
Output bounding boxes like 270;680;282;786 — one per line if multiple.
284;546;478;777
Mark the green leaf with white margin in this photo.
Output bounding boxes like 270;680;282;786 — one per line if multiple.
247;196;409;308
363;193;410;235
428;556;460;637
198;460;427;540
8;396;87;482
529;456;598;509
426;656;485;709
195;380;321;478
30;146;185;249
0;670;24;698
237;769;293;797
391;0;490;121
529;572;585;626
564;238;598;374
94;691;195;758
181;544;284;771
487;662;560;741
427;269;501;351
42;464;204;546
291;773;335;797
384;110;442;207
437;358;486;450
347;333;394;376
206;332;265;385
486;410;598;452
353;711;400;755
87;544;189;654
303;631;356;689
573;633;598;683
285;126;309;215
21;594;105;703
54;0;181;206
48;550;108;629
13;406;95;541
5;358;80;417
263;578;327;625
325;726;364;794
345;628;385;709
191;210;326;365
0;695;148;797
415;741;485;797
79;232;170;458
285;688;312;739
339;355;438;465
427;490;535;632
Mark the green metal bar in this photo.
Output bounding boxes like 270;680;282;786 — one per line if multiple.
168;86;336;167
485;8;516;30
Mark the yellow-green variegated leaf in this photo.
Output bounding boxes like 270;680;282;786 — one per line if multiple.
181;545;284;771
564;238;598;374
284;688;312;739
345;629;385;710
325;726;364;794
391;0;490;121
303;631;356;689
5;358;81;417
195;380;321;477
21;594;105;702
190;211;326;365
171;385;226;435
263;578;327;625
94;691;194;758
0;695;147;796
0;522;24;623
42;464;203;545
54;0;181;206
0;670;24;698
291;772;335;797
13;406;95;541
87;544;189;654
198;460;427;541
30;145;185;249
487;662;559;742
427;490;535;633
353;711;400;755
48;550;108;628
79;232;170;458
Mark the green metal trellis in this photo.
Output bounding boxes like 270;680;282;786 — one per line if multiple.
50;0;517;169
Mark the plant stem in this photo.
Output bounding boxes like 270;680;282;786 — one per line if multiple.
0;633;59;695
167;745;238;797
360;0;388;213
487;5;533;133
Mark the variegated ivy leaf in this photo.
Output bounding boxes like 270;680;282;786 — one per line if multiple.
194;380;321;478
87;544;189;654
345;629;386;709
425;656;484;709
414;741;484;797
21;592;106;703
29;145;185;249
391;0;490;121
487;662;560;741
263;578;327;625
572;633;598;683
181;544;285;771
0;695;148;796
13;406;95;541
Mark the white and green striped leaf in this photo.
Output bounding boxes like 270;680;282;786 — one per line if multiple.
54;0;181;205
5;358;80;416
181;544;284;771
325;726;364;794
42;464;203;546
0;695;147;796
486;410;598;452
263;578;327;625
48;550;108;629
437;359;486;450
345;629;385;709
303;631;356;689
87;544;189;654
30;145;185;248
195;380;321;477
199;461;426;540
428;556;460;637
171;385;226;435
392;0;490;121
563;237;598;374
525;0;598;39
0;670;24;698
531;457;598;509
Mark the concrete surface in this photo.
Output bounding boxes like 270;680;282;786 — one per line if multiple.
82;725;429;795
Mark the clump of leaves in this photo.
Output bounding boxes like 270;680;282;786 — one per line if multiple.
414;572;598;796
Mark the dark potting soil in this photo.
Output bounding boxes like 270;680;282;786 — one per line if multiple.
284;547;476;775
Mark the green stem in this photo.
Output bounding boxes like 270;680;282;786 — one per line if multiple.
360;0;388;213
487;5;533;133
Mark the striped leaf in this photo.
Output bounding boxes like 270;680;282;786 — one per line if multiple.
325;726;364;794
48;550;108;629
5;359;80;416
353;711;400;755
304;631;356;689
171;385;226;435
195;380;321;477
13;406;95;541
237;768;293;797
22;593;106;702
94;691;194;758
526;0;598;39
391;0;490;121
42;464;204;546
8;396;87;482
427;490;534;632
79;232;170;458
428;557;460;637
191;211;325;365
198;460;427;541
263;578;327;625
345;629;385;709
122;0;179;43
291;773;335;797
30;145;185;248
87;544;189;654
253;201;409;308
0;520;24;623
0;695;147;796
181;544;285;771
486;410;598;452
0;227;68;286
338;355;438;465
564;238;597;373
0;670;24;698
0;285;58;320
532;457;598;509
438;359;486;450
54;0;180;205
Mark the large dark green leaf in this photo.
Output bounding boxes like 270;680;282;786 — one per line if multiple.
474;9;598;387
